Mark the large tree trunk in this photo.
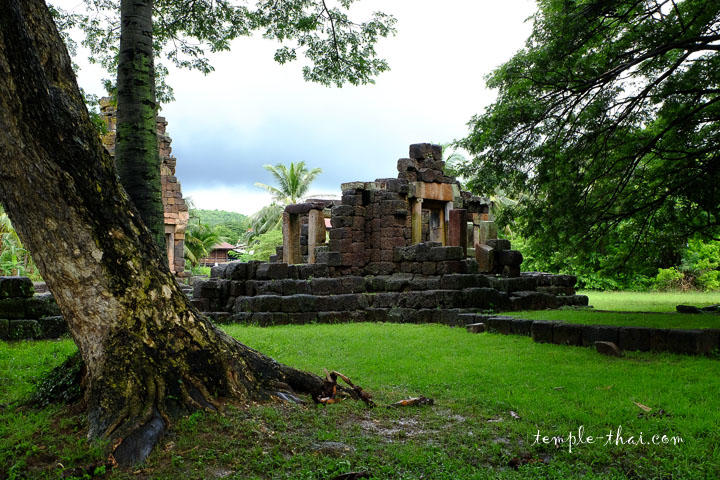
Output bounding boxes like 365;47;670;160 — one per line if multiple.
0;0;326;466
115;0;166;249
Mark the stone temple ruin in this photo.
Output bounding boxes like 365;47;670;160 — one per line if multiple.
192;144;589;326
100;98;189;276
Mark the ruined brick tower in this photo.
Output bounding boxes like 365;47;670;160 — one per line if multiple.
99;98;189;276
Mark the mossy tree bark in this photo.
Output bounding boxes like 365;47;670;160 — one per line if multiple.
0;0;327;466
115;0;166;250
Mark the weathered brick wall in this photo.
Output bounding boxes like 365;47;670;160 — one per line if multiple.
99;98;189;276
191;251;587;328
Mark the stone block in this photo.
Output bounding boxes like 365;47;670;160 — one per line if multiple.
191;298;210;312
25;293;61;318
38;316;67;339
485;316;514;334
666;329;716;355
365;308;389;323
487;276;538;293
329;227;352;240
255;263;289;280
460;259;479;274
416;261;433;276
436;309;470;326
287;312;318;324
462;288;505;309
224;262;249;280
494;250;523;267
316;251;342;266
500;265;522;277
386;273;414;291
618;327;653;352
430;246;464;262
557;295;590;307
330;216;353;229
485;239;511;250
511;318;534;336
389;307;420;323
250;312;274;326
341;276;366;293
280;294;317;313
435;290;464;308
366;275;389;292
408;276;441;291
268;312;290;325
342;194;363;206
531;321;556;344
475;244;494;273
8;319;41;340
369;292;397;309
466;323;487;334
553;323;583;346
409;143;442;160
311;278;344;295
440;274;489;290
0;297;27;319
536;285;576;296
581;325;620;347
229;312;252;324
595;342;623;357
437;261;463;275
296;263;330;279
210;263;230;278
508;291;559;311
205;312;232;324
0;276;34;298
228;281;246;297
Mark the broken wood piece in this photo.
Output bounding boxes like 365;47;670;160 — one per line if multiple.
387;396;434;408
314;369;375;407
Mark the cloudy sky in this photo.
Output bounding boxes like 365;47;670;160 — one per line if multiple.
60;0;537;215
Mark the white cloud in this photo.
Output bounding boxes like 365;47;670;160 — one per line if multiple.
57;0;537;205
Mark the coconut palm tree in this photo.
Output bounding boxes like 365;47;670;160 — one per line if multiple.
183;223;225;268
254;161;322;206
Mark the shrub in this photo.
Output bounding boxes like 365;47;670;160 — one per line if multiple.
652;267;687;291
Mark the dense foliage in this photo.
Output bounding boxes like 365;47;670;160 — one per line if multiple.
184;223;225;267
190;209;249;244
0;205;41;280
459;0;720;283
236;229;284;262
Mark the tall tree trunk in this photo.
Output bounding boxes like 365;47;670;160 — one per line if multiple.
115;0;165;250
0;0;326;466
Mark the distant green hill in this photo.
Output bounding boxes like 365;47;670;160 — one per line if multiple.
189;209;249;244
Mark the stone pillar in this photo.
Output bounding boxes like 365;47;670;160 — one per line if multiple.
282;212;301;264
448;209;468;256
477;220;498;245
307;208;326;264
411;198;423;244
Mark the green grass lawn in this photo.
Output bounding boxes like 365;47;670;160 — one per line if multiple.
510;291;720;329
580;290;719;312
2;312;719;479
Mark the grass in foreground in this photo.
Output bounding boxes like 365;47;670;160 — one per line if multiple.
2;320;719;479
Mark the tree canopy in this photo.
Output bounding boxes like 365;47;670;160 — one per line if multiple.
51;0;397;101
458;0;720;275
